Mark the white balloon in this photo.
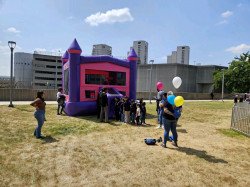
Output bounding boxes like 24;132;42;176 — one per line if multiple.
172;77;182;89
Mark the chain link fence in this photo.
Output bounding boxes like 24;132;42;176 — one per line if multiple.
231;102;250;136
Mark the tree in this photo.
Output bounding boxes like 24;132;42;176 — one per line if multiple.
213;52;250;93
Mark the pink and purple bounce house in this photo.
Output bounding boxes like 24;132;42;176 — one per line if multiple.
61;39;138;117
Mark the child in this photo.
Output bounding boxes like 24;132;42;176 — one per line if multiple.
56;87;66;115
114;97;121;121
119;98;124;122
123;97;131;124
136;104;141;125
140;102;147;125
130;100;137;124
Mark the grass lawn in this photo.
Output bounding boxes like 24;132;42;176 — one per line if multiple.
0;101;249;186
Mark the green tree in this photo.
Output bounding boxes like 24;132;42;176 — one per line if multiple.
213;52;250;93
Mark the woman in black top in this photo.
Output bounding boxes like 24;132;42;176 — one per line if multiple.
161;101;178;148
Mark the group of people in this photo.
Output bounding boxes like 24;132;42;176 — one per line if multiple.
96;88;147;125
30;87;182;149
114;97;147;125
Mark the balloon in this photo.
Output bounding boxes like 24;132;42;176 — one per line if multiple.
167;95;176;105
156;82;164;90
174;96;184;107
172;77;182;89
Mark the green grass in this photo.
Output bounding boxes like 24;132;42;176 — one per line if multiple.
217;128;249;138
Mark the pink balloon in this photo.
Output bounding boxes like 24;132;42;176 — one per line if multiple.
156;82;164;90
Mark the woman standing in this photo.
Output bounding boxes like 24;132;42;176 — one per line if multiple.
30;91;46;139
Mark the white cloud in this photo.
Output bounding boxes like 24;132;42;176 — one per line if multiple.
34;48;46;52
226;44;250;54
85;7;134;26
6;27;20;33
216;20;228;25
221;10;233;18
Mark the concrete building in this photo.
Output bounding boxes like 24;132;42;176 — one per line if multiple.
137;63;225;93
167;46;190;64
133;40;148;64
32;53;62;89
171;51;177;63
92;44;112;56
177;46;190;65
14;52;62;89
14;52;33;88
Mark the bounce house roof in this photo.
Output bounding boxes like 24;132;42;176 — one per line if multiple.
81;56;130;68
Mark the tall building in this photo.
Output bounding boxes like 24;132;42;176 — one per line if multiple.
14;52;33;88
177;46;190;65
14;52;62;89
167;46;190;64
92;44;112;56
133;40;148;64
171;51;177;64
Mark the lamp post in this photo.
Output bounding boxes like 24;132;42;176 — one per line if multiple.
149;60;154;104
8;41;16;107
221;69;224;102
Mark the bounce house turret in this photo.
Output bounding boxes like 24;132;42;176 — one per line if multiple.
67;38;82;102
127;48;138;100
61;51;69;64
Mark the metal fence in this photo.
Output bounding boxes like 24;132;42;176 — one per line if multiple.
231;102;250;136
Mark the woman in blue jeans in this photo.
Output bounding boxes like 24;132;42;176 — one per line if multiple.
30;91;46;139
161;101;178;148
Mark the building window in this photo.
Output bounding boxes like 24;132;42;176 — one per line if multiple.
85;69;126;86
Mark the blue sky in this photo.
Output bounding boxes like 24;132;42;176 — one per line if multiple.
0;0;250;76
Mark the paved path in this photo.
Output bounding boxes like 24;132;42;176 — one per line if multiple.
0;100;231;106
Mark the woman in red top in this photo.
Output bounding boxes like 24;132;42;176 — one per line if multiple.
30;91;46;139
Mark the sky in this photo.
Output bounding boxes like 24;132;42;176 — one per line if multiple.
0;0;250;76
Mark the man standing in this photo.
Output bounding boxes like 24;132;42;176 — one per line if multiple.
100;88;108;122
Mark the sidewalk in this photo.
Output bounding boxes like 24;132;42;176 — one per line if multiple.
0;100;231;105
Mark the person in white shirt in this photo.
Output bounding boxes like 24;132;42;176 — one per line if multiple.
56;87;66;115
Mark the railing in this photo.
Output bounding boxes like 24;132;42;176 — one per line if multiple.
231;102;250;136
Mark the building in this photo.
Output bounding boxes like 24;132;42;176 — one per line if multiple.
14;52;33;88
167;46;190;64
32;53;62;89
172;51;177;63
133;40;148;64
177;46;190;65
14;52;62;89
137;63;225;93
92;44;112;56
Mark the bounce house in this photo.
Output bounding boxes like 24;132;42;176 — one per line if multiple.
61;39;138;117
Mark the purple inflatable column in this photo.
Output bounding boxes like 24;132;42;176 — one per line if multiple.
127;48;138;100
67;38;82;102
61;51;69;91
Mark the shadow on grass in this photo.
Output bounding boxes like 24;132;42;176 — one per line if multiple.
146;113;158;119
177;129;188;133
173;146;228;164
41;136;59;144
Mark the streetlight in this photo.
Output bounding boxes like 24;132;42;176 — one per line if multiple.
8;41;16;107
221;69;224;102
149;60;154;104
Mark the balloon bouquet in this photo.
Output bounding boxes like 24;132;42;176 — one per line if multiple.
168;76;184;141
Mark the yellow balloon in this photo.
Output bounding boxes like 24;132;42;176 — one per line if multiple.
174;96;184;107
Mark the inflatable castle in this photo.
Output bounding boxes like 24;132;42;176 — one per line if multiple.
61;39;138;117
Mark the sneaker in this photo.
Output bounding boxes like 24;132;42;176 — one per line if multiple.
156;125;162;129
161;143;167;148
162;126;164;130
172;141;178;147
